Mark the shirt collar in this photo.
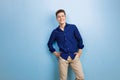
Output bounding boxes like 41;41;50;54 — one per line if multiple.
57;23;68;31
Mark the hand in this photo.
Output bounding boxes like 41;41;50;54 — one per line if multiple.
74;52;80;58
75;49;82;58
53;51;61;57
76;53;81;58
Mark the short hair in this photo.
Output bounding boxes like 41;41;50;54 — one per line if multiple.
56;9;66;16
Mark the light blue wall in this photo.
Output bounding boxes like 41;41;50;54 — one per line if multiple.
0;0;120;80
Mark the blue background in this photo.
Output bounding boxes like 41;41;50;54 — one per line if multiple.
0;0;120;80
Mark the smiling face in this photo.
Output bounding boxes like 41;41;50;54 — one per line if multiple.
56;12;66;25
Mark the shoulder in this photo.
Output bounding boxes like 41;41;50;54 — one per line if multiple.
51;27;59;34
67;23;77;29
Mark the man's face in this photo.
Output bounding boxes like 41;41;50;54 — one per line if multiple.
56;12;66;25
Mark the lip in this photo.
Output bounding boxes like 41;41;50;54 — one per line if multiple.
60;19;65;22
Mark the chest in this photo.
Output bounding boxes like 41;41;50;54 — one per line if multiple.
56;29;75;40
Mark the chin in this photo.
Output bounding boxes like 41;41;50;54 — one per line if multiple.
59;22;65;24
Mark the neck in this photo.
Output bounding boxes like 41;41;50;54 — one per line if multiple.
59;23;66;29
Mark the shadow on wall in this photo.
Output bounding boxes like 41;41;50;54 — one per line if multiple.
50;14;58;29
45;14;59;80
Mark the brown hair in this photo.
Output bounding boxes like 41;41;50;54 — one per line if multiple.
56;9;66;16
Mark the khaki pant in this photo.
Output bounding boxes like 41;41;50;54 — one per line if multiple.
59;56;84;80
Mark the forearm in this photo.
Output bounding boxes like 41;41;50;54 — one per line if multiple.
77;49;82;57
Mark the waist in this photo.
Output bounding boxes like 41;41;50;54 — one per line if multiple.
60;51;77;54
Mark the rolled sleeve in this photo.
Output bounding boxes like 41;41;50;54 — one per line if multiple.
74;25;84;49
47;30;56;53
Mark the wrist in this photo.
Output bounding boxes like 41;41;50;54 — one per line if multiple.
78;49;82;53
53;51;57;53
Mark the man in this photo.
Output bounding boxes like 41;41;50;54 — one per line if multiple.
47;9;84;80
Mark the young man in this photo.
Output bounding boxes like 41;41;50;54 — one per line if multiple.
47;9;84;80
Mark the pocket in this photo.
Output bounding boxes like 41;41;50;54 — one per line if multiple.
76;54;79;58
74;54;80;60
59;56;67;62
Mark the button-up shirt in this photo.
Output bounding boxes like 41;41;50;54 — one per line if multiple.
47;23;84;60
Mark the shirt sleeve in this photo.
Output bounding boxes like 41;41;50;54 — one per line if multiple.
47;30;56;53
74;25;84;49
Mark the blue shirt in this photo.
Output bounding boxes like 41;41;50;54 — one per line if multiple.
47;23;84;60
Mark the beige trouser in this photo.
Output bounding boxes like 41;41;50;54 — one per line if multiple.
59;56;84;80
